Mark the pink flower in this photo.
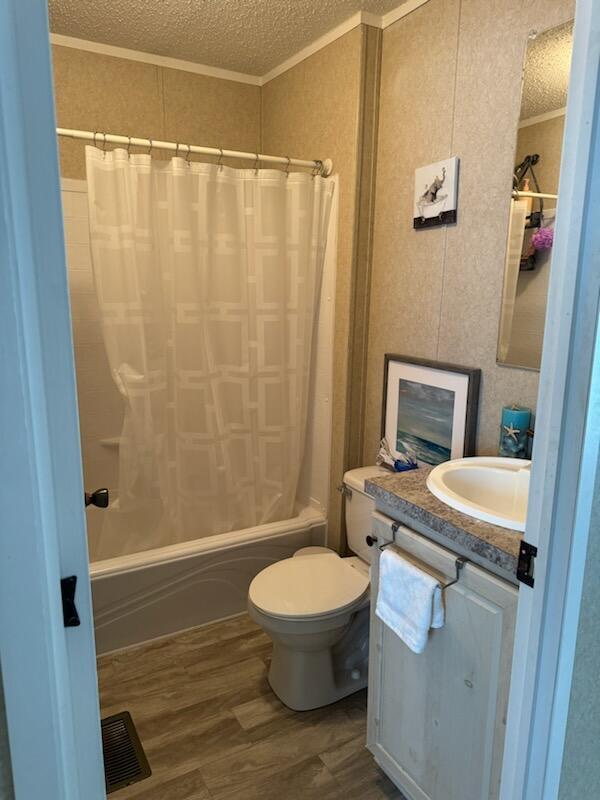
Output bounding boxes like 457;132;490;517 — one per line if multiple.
531;227;554;251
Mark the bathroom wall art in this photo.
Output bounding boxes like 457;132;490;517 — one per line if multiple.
413;156;459;229
381;355;480;467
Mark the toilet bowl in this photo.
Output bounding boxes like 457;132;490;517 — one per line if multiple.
247;466;386;710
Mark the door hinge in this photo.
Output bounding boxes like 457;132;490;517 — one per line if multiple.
517;541;537;587
61;575;81;627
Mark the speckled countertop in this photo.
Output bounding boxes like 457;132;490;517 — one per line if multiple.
365;467;522;584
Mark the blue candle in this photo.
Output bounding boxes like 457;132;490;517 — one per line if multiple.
499;405;531;458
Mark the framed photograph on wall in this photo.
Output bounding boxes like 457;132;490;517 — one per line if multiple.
413;156;459;229
381;355;481;467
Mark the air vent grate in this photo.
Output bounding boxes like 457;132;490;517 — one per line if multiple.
101;711;151;794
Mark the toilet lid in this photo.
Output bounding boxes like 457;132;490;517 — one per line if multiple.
248;553;369;619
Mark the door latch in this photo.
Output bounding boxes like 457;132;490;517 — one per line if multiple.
516;541;537;588
61;575;81;627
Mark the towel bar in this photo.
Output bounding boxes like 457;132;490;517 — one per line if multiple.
377;540;469;590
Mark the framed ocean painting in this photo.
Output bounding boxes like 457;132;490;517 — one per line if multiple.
381;355;481;467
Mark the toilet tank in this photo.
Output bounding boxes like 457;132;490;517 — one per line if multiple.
343;466;387;562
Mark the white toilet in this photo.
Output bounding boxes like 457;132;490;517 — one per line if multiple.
247;466;386;711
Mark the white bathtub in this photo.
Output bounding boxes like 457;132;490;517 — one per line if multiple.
90;506;327;654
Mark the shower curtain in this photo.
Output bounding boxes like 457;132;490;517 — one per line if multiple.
498;199;528;362
85;146;335;557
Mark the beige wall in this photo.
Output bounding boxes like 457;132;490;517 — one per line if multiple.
363;0;575;461
516;114;566;196
52;45;261;178
262;26;379;548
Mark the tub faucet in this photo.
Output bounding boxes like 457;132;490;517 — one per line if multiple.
85;487;109;508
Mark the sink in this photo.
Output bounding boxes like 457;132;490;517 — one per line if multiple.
426;457;530;531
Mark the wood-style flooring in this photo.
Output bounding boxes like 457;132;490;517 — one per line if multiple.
98;613;405;799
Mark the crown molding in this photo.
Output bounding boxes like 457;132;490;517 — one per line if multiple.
382;0;430;28
261;10;367;84
50;1;430;87
50;33;263;86
518;106;567;129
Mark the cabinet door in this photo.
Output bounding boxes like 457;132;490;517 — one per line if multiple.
367;517;518;800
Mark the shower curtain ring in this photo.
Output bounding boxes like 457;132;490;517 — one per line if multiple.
254;153;260;174
127;136;132;156
185;144;192;165
285;156;291;177
101;132;108;158
92;131;106;153
147;138;153;156
175;141;180;158
312;160;322;178
218;148;224;170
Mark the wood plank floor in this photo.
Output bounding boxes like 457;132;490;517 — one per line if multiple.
98;614;406;799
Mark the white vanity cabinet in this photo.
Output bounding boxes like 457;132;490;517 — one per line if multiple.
367;512;518;800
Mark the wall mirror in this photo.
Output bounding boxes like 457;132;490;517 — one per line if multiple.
497;20;574;371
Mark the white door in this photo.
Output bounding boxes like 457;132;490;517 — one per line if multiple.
500;0;600;797
0;3;105;799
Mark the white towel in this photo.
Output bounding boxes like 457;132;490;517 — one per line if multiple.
376;547;444;654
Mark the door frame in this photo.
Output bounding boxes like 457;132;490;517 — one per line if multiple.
500;0;600;796
0;2;105;799
1;0;599;798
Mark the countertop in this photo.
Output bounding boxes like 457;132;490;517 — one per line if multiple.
365;467;522;584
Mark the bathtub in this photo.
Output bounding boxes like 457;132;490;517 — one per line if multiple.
90;506;327;654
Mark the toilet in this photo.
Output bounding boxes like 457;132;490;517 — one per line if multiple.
247;466;386;711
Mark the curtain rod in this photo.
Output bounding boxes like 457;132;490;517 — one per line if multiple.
512;190;558;200
56;128;333;176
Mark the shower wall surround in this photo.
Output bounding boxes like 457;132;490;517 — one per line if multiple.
363;0;574;460
53;46;263;550
52;28;377;552
61;182;119;550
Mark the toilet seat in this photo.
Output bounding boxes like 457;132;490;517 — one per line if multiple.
248;553;369;621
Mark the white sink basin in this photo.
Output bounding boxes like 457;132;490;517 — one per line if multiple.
426;457;530;531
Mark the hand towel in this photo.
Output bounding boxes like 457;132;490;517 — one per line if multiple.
376;547;444;654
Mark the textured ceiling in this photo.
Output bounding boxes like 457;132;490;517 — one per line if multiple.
48;0;407;76
520;21;573;120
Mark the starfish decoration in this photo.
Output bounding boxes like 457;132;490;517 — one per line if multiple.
503;423;520;442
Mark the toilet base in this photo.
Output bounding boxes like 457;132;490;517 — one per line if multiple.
268;646;368;711
265;605;370;711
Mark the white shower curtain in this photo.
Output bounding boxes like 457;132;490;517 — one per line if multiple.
85;147;335;556
498;199;528;362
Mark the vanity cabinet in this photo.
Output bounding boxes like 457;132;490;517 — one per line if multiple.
367;512;518;800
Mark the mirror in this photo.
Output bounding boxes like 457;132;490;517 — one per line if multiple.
497;20;574;371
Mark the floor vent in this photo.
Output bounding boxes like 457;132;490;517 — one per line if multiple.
101;711;151;794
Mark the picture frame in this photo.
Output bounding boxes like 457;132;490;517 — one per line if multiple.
413;156;459;229
381;354;481;467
